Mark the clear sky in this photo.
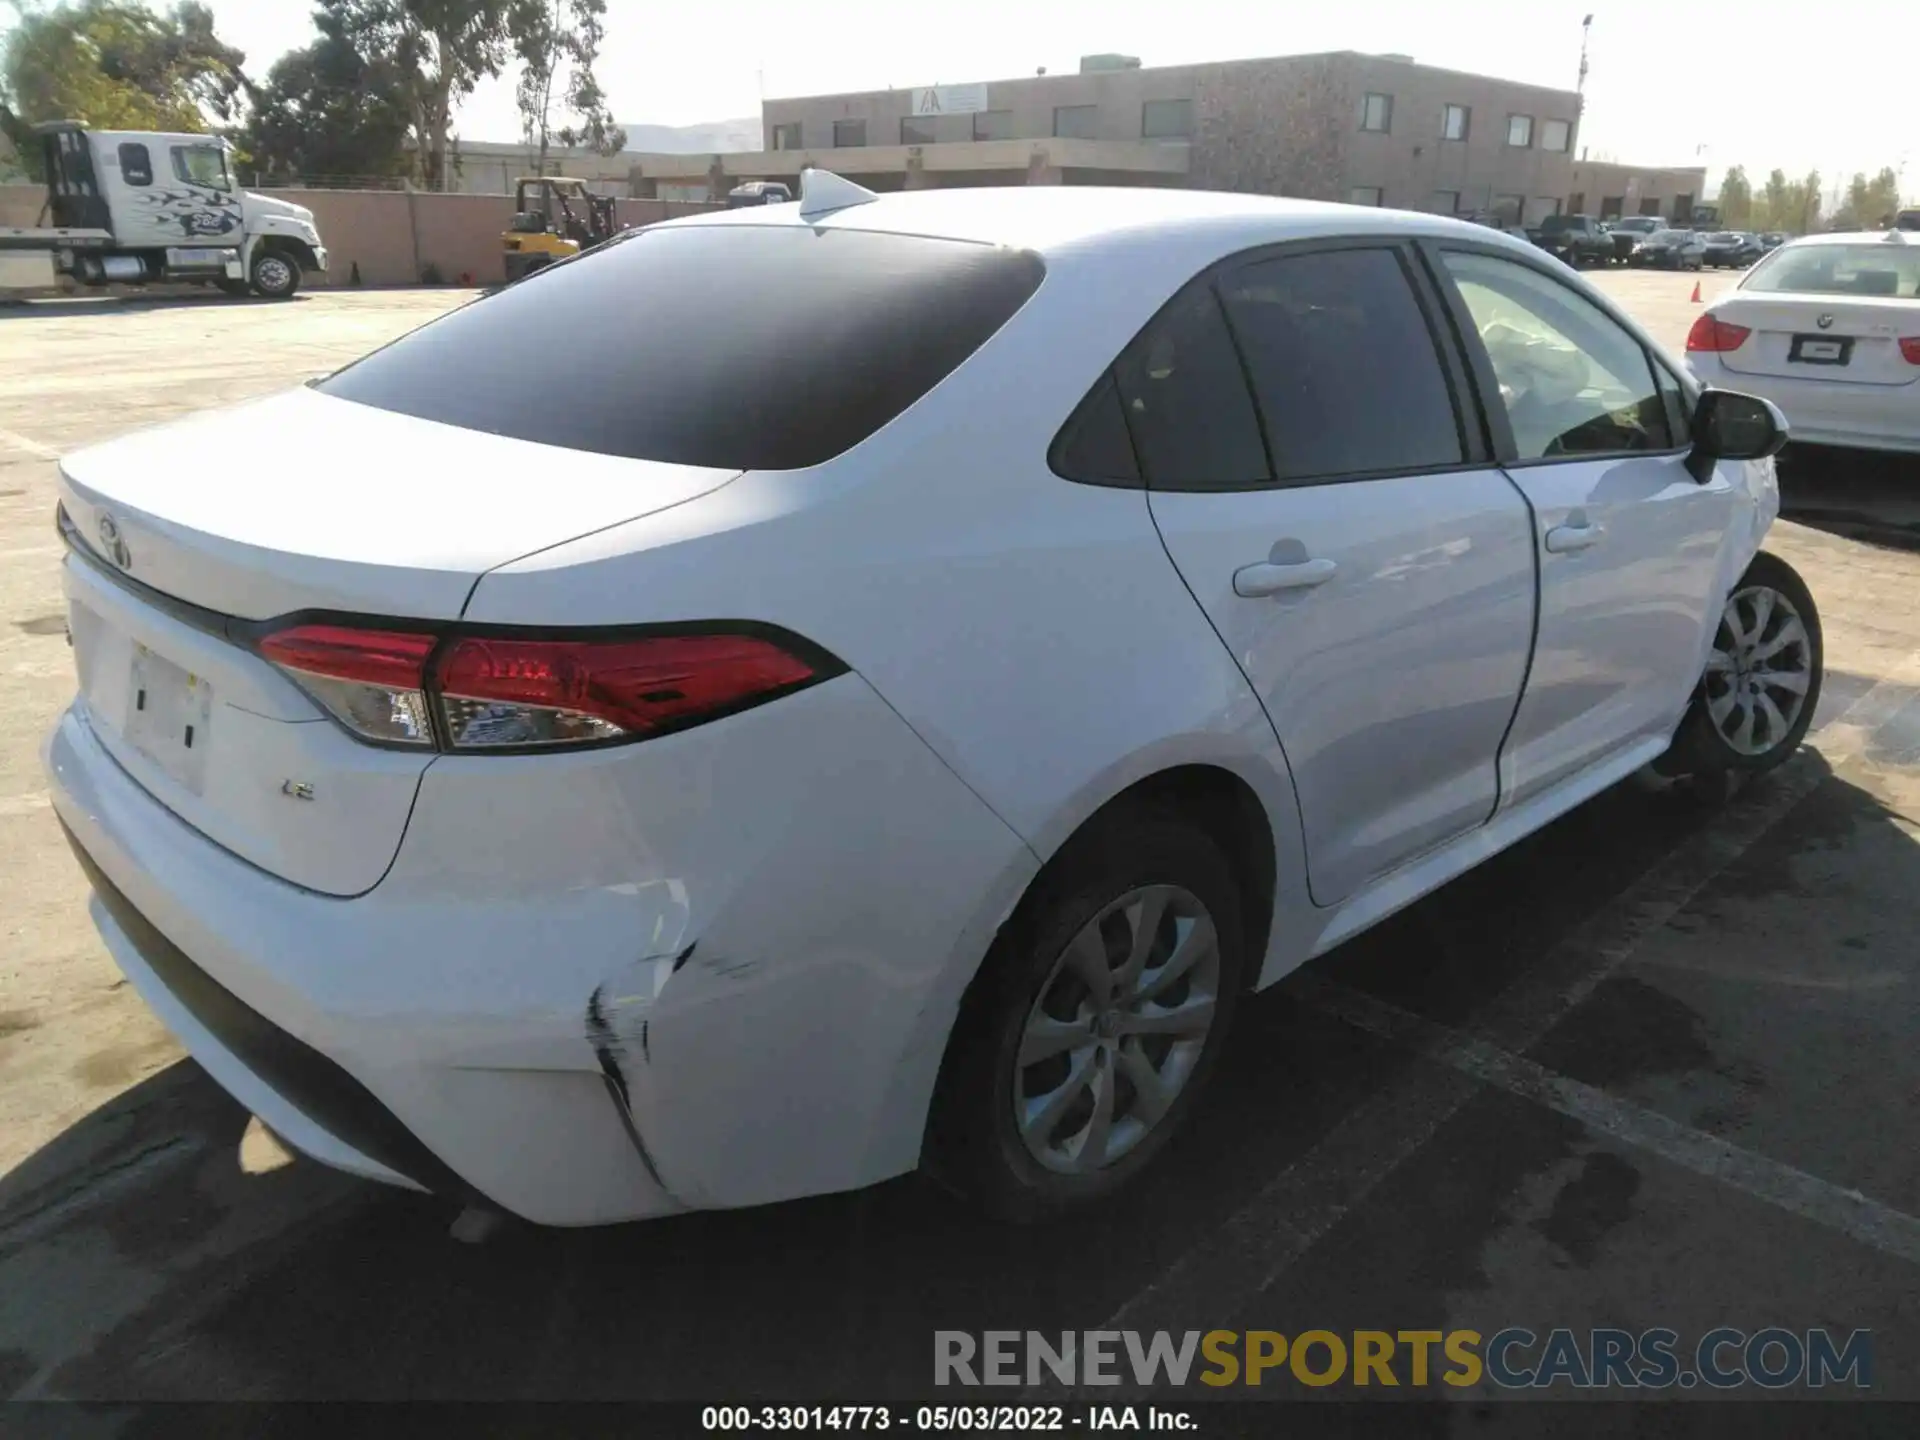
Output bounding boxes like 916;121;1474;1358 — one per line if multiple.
203;0;1912;193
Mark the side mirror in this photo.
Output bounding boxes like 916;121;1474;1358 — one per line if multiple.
1686;388;1787;481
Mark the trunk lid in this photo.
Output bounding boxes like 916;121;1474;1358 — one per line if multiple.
1711;294;1920;388
58;385;742;895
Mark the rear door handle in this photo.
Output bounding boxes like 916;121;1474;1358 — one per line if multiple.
1544;521;1604;554
1233;557;1338;597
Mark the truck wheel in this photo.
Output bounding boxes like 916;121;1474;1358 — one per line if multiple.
250;251;301;299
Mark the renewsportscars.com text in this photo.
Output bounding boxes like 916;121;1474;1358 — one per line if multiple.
934;1328;1872;1391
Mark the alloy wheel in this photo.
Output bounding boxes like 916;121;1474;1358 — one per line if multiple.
256;257;294;294
1012;884;1221;1175
1704;583;1814;756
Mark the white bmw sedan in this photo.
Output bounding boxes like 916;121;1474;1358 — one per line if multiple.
1686;228;1920;455
46;174;1820;1227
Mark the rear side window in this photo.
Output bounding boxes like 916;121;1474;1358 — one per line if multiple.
1050;375;1139;485
319;226;1045;471
1218;248;1465;482
1111;284;1270;490
117;142;152;186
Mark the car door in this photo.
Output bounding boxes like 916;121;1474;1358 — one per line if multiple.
1133;241;1538;907
1426;244;1736;810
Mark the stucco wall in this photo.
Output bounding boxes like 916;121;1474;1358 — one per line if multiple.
1188;56;1351;201
0;184;720;287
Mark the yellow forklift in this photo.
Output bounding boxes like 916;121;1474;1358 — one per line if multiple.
501;177;619;282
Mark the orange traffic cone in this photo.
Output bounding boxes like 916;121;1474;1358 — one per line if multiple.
1690;281;1703;303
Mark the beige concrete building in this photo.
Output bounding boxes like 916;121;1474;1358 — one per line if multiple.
434;51;1707;227
625;51;1629;225
1567;159;1709;224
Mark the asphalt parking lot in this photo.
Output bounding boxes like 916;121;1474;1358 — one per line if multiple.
2;270;1918;1412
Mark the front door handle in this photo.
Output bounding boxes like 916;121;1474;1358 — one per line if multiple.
1544;521;1604;554
1233;557;1338;597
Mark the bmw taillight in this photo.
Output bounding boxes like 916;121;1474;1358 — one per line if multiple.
1686;315;1752;353
1899;336;1920;365
257;622;838;752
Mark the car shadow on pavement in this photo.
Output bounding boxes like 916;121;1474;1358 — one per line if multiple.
9;745;1920;1404
1779;447;1920;554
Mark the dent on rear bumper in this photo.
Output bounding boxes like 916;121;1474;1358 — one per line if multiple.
47;673;1036;1224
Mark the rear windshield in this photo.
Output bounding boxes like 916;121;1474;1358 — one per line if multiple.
1742;244;1920;299
318;224;1046;471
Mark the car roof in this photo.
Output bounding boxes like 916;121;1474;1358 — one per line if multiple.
654;181;1539;264
1780;229;1918;249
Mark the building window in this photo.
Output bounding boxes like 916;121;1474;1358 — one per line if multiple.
1053;105;1099;140
831;119;865;148
903;114;969;144
1141;98;1193;140
1506;114;1533;148
1540;118;1571;152
770;122;803;150
1441;103;1470;141
1431;189;1460;214
1567;191;1585;214
1348;186;1384;207
972;109;1013;141
1673;193;1694;222
1600;195;1624;219
117;141;153;186
1361;93;1393;133
1639;197;1663;217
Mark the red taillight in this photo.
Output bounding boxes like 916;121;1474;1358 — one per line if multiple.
434;633;822;749
1686;314;1751;353
258;624;438;746
257;622;830;752
1900;337;1920;365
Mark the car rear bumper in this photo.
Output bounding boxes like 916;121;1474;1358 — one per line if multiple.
45;672;1036;1225
1687;354;1920;455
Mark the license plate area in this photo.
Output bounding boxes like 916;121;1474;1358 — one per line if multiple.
1789;334;1852;366
126;643;213;794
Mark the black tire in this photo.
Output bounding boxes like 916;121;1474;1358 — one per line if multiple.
925;805;1247;1222
250;249;301;299
1663;551;1823;785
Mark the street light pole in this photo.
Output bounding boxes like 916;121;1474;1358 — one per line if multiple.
1573;13;1594;157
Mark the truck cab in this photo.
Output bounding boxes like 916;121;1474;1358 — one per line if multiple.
1530;214;1614;268
23;123;328;298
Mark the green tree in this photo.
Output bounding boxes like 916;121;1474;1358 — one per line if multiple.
238;9;410;182
1758;168;1791;231
509;0;622;179
1717;165;1751;229
0;0;247;175
1833;166;1903;229
325;0;515;189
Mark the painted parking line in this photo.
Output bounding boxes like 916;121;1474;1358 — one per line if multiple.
1095;649;1920;1337
0;427;60;461
1299;973;1920;1266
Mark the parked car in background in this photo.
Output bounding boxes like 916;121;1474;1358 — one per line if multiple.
45;175;1814;1228
1531;214;1615;268
1686;229;1920;455
1609;216;1666;262
1703;232;1764;269
1629;229;1707;270
1898;209;1920;232
1758;232;1788;253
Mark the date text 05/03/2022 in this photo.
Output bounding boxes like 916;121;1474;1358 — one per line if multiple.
701;1405;1192;1431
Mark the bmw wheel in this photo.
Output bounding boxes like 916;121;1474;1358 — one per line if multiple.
1666;551;1823;785
926;806;1246;1221
250;250;301;299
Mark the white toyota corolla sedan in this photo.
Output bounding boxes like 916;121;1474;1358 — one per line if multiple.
1685;228;1920;455
46;172;1821;1227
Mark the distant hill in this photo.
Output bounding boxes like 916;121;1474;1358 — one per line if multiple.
620;118;761;154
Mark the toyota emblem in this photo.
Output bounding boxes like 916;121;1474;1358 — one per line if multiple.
1816;313;1835;330
96;512;132;570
